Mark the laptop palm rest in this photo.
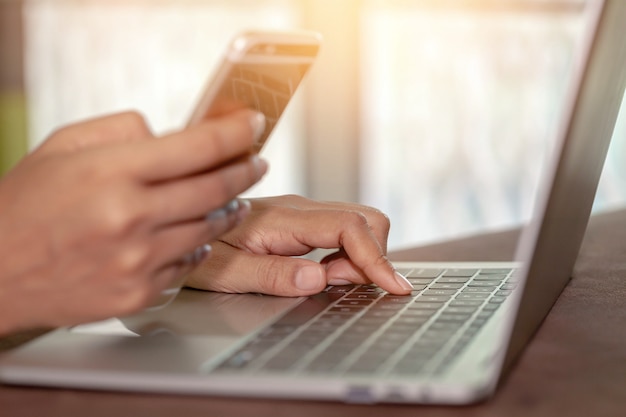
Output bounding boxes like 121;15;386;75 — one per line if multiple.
0;290;301;386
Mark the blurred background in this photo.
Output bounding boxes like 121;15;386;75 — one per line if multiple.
1;0;625;250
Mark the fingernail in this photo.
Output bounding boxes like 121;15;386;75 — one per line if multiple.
183;244;212;265
194;244;212;263
328;278;353;286
249;112;266;143
225;199;239;212
205;199;244;222
394;271;413;292
295;265;325;292
206;207;227;221
250;154;268;179
236;199;251;223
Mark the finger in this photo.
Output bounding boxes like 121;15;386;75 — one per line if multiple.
235;208;412;295
148;154;266;224
147;261;200;310
321;249;373;285
147;199;251;269
185;241;328;297
130;110;265;182
36;111;154;155
249;195;391;253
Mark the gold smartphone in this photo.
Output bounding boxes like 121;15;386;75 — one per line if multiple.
187;30;322;152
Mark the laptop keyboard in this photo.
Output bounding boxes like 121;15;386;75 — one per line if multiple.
212;267;519;377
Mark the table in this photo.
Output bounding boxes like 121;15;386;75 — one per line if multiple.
2;208;625;417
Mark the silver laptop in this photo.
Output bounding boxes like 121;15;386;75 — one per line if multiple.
1;0;625;405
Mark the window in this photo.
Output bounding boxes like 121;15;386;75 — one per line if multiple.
24;0;307;197
24;0;626;249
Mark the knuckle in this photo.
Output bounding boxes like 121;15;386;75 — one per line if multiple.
362;252;393;278
280;194;307;207
112;243;151;275
264;204;291;218
372;252;391;268
368;208;391;233
342;210;370;230
118;111;152;137
197;122;229;157
256;258;284;294
97;193;147;238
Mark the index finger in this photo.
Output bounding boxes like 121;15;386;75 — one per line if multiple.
329;211;413;294
247;195;392;253
37;111;155;155
130;110;265;182
244;208;413;294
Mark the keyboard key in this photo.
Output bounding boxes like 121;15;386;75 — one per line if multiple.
402;309;437;317
449;299;483;307
445;306;478;314
318;313;353;322
429;321;463;331
408;278;435;285
482;303;501;311
345;293;381;300
422;289;457;297
394;316;429;326
337;299;374;307
329;306;363;314
353;286;385;294
407;302;444;310
467;282;500;288
328;286;353;294
361;310;397;318
378;295;415;304
415;295;451;303
430;283;464;290
456;293;490;300
479;268;512;275
396;268;413;276
461;287;494;293
437;313;473;323
407;268;443;278
473;274;507;281
443;269;478;277
437;277;470;284
372;303;406;311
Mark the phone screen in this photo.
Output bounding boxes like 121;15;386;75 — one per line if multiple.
189;33;320;152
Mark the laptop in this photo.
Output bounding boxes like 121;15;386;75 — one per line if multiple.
1;0;625;405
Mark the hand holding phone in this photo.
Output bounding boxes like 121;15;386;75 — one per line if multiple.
188;30;321;152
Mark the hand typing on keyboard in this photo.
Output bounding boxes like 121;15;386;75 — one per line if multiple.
185;195;414;297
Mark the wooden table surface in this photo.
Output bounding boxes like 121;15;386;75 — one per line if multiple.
2;209;626;417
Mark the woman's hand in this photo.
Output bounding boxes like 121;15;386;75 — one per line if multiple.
0;109;267;335
185;195;413;296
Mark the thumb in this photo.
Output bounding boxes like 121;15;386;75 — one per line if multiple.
185;241;328;297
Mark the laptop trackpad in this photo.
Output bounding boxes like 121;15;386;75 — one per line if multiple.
41;290;305;375
117;289;302;338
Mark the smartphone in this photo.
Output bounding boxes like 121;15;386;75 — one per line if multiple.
187;30;322;152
